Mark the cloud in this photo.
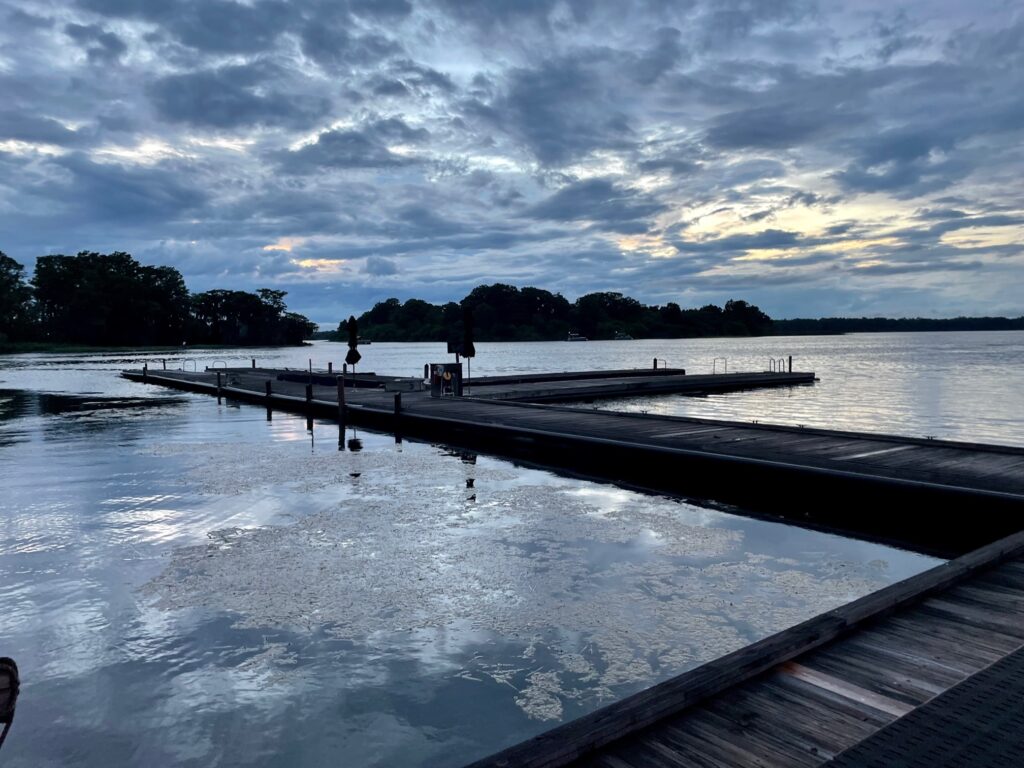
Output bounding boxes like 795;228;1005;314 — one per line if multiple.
364;256;398;275
0;0;1021;320
148;64;331;129
64;22;127;63
0;111;83;146
277;118;428;173
526;178;666;233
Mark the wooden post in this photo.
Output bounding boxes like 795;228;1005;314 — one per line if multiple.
308;358;312;373
328;361;333;374
162;358;167;370
265;380;272;400
394;392;402;416
305;383;313;407
653;358;657;370
143;363;148;382
216;371;222;392
337;377;346;421
343;363;347;387
251;358;256;369
424;364;429;380
788;355;793;373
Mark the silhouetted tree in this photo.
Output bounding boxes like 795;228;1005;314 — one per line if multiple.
0;252;34;342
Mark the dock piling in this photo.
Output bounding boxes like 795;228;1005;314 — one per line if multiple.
328;362;333;374
216;371;222;393
251;358;256;369
337;377;346;421
142;363;148;382
789;355;793;373
394;392;402;416
162;358;166;370
305;383;313;407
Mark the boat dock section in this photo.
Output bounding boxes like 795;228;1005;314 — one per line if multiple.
466;529;1024;768
467;370;813;402
121;367;1024;555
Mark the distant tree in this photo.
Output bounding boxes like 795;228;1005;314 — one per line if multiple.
32;251;189;345
0;252;34;341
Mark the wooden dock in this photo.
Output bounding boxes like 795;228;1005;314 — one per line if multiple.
466;529;1024;768
122;366;1024;555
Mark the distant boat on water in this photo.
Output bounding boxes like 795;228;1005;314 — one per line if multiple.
614;331;634;340
567;332;588;342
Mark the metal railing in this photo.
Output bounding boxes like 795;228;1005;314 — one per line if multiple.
712;357;728;374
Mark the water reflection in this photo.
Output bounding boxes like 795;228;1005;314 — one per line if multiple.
2;335;1005;766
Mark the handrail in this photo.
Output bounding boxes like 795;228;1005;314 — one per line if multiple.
712;357;727;374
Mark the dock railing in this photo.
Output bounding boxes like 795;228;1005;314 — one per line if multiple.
712;357;728;374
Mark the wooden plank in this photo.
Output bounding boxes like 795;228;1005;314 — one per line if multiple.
920;598;1024;639
778;662;915;717
835;445;918;462
676;708;827;767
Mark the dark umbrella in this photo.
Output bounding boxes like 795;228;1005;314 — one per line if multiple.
0;657;18;751
345;315;361;372
462;305;475;394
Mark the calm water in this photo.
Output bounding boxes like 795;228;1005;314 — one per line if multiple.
3;331;1017;766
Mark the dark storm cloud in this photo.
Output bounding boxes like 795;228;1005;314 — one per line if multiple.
673;229;803;254
76;0;292;53
364;256;398;275
467;34;686;166
0;111;83;146
64;22;127;63
526;178;666;233
25;153;208;225
277;117;428;173
149;64;331;129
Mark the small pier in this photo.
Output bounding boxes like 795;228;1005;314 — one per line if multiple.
122;365;1024;555
466;529;1024;768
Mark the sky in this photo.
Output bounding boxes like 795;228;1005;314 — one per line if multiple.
1;0;1023;324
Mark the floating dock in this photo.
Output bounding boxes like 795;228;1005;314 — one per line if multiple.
467;529;1024;768
122;365;1024;556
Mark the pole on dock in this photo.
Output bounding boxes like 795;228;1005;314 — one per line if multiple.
328;361;333;374
251;358;256;369
162;358;167;370
394;392;402;416
788;355;793;373
343;363;348;388
216;371;222;393
308;358;312;373
337;376;346;422
305;383;313;408
653;358;657;370
143;363;148;382
265;380;272;421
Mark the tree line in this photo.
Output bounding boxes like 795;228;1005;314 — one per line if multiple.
336;283;774;342
0;251;317;348
773;316;1024;335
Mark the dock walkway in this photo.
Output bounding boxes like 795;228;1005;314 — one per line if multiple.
468;530;1024;768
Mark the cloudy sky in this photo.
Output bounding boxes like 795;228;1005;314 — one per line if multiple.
1;0;1023;324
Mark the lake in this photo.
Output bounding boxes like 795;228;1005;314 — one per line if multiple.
1;331;1021;766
